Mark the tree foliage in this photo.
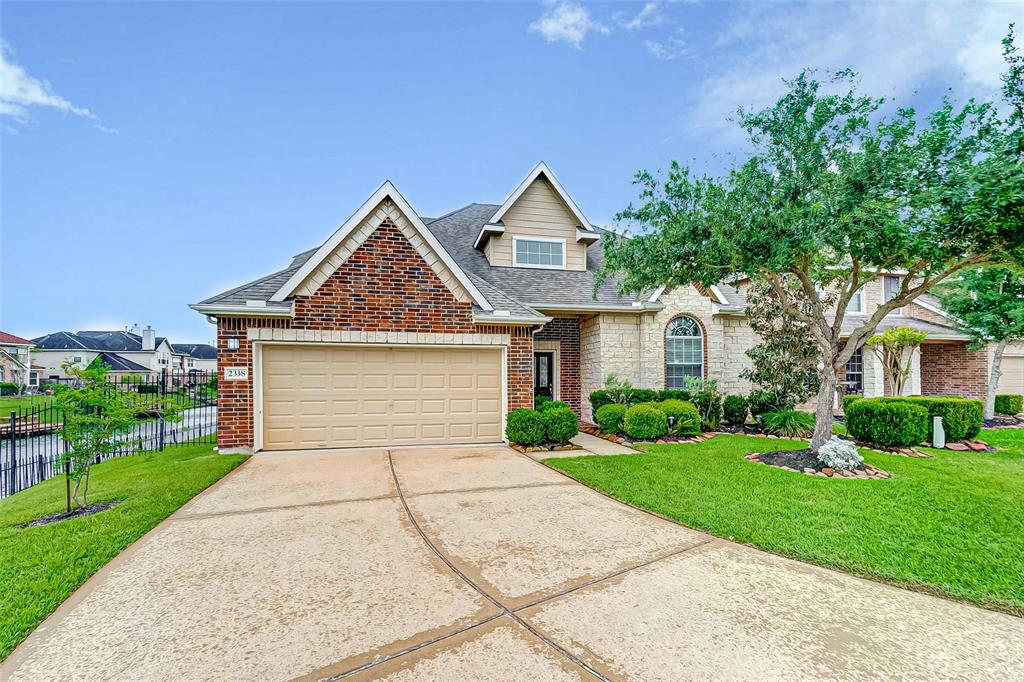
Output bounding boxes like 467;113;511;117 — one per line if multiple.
741;281;820;406
865;326;928;397
601;32;1024;451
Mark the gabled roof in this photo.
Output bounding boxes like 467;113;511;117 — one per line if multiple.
488;161;596;233
33;330;169;352
90;352;151;372
171;343;217;359
267;181;492;311
0;331;33;346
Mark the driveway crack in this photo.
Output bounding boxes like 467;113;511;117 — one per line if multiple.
384;450;612;682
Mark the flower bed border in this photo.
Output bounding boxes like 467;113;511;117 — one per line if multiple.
509;442;583;454
744;452;891;479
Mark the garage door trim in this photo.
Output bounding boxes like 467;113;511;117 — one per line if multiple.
252;341;508;452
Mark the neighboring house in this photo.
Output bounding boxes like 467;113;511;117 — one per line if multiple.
0;331;40;389
191;162;1023;453
171;343;218;373
32;326;175;379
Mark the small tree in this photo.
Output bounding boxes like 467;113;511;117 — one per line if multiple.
865;327;928;397
602;31;1024;453
741;282;821;406
56;362;180;510
936;266;1024;418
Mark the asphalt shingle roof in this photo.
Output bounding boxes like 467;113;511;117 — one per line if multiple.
33;331;169;352
91;352;151;372
171;343;218;359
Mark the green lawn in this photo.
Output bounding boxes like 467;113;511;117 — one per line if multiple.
546;430;1024;615
0;444;247;660
0;395;61;424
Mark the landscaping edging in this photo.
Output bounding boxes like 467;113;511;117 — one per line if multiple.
744;452;891;479
510;443;583;454
580;425;717;448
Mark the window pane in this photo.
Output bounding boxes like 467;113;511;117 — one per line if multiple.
845;291;862;313
884;276;900;303
515;239;563;267
666;316;703;386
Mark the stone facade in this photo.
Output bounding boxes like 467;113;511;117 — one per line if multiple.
215;217;536;452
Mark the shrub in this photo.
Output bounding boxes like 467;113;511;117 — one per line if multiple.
995;394;1023;416
761;410;815;438
817;436;864;470
842;394;863;412
658;389;691;402
659;399;701;436
748;389;793;418
623;404;668;440
684;377;722;430
602;374;634;404
595;403;628;435
0;382;21;396
900;396;983;442
505;408;546;446
845;399;929;448
534;395;553;410
537;399;569;413
722;395;748;426
628;389;660;404
136;384;159;394
544;407;579;444
589;390;612;413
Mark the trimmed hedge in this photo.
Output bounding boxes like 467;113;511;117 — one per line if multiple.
845;399;929;448
505;408;546;446
0;382;21;396
543;407;579;444
996;394;1023;416
534;395;553;410
658;389;691;402
842;394;862;412
659;399;701;436
629;388;660;404
589;390;613;413
722;395;748;426
537;399;570;413
623;404;668;441
595;403;628;435
899;396;983;442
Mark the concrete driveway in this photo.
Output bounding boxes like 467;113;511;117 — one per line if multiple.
4;444;1023;681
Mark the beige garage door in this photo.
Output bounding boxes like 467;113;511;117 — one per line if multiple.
997;356;1024;395
261;345;503;450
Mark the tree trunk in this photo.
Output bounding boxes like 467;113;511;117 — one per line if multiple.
986;338;1008;420
810;359;838;453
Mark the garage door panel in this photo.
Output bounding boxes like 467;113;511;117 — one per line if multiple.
997;357;1024;395
262;345;503;450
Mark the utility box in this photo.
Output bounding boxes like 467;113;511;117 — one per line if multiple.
932;416;945;449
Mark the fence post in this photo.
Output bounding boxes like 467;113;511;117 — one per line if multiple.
64;444;71;513
158;369;166;452
8;412;16;497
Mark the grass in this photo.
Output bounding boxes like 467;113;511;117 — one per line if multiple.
0;444;247;660
0;395;61;424
546;429;1024;615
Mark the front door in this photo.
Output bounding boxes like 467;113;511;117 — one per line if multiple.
534;352;554;399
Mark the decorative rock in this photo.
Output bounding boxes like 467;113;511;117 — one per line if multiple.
967;441;988;452
946;443;969;451
803;467;816;474
822;467;835;475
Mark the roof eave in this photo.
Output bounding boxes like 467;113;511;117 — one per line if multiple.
188;303;295;318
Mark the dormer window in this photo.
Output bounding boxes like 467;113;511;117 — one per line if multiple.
513;236;565;269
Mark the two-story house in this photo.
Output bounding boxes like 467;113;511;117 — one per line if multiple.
32;326;176;379
191;163;1023;453
0;331;40;389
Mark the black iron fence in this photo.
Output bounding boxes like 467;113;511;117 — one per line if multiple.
1;369;218;499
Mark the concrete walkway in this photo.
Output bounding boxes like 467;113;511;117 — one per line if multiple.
4;445;1023;681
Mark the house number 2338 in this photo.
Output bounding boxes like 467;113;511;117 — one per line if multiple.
224;367;249;380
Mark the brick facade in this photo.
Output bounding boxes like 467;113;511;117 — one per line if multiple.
215;218;536;451
535;317;582;414
920;342;988;400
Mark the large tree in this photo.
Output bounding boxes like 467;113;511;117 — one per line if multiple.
936;266;1024;419
602;35;1024;452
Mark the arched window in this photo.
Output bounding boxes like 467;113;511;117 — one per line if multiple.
666;316;703;388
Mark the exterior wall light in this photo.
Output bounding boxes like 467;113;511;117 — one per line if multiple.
226;337;240;351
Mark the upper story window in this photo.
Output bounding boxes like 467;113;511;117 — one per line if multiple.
846;290;864;314
513;237;564;269
665;316;703;388
883;275;902;314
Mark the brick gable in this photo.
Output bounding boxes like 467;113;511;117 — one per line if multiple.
293;219;475;333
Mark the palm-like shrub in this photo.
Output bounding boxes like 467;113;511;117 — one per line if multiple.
761;410;815;438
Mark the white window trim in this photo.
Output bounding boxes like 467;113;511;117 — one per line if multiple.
511;235;567;270
665;316;704;388
845;290;865;315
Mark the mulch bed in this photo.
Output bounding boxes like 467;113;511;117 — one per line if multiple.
510;442;583;454
745;450;891;479
20;500;122;528
984;416;1023;429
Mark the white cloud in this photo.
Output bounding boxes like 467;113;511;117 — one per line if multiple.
529;1;610;48
646;28;689;60
685;1;1023;141
624;2;665;31
0;42;93;120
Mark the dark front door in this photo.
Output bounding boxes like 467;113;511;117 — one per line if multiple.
534;352;554;399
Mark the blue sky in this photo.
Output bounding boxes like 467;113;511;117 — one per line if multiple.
2;1;1020;343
